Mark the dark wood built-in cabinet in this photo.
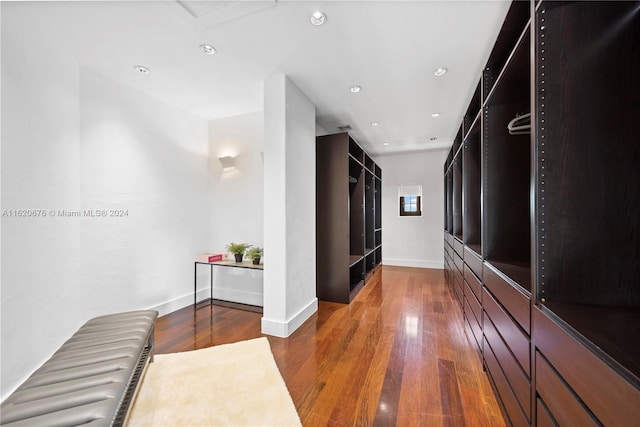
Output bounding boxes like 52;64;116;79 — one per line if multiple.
444;1;640;425
317;132;382;304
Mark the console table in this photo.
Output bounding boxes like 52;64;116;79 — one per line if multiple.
194;255;263;309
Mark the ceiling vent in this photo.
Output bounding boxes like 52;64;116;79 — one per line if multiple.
176;0;276;29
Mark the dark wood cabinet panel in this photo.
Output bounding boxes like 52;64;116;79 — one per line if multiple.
464;264;482;303
464;246;482;281
464;308;482;354
444;2;640;424
484;314;531;420
465;281;482;327
484;262;531;334
534;307;640;426
535;399;557;427
484;337;529;427
484;288;530;377
453;237;464;258
535;351;597;427
317;133;381;304
535;0;640;382
453;251;464;275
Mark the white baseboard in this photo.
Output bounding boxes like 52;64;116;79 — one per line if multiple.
383;258;444;269
212;288;263;307
150;290;210;316
261;298;318;338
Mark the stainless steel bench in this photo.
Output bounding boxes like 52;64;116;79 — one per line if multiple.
0;310;158;427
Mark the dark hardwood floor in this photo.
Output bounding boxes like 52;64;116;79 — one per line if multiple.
155;266;505;426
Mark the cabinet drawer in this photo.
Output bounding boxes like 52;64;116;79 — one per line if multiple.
446;233;453;247
464;297;482;348
534;307;640;426
484;288;530;376
464;264;482;302
484;314;531;419
454;277;464;305
535;351;597;427
536;399;557;427
464;245;482;279
454;252;464;274
484;262;530;334
464;283;482;325
465;316;482;355
453;237;464;257
484;337;529;427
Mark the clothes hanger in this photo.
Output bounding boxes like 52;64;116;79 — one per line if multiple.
508;112;531;135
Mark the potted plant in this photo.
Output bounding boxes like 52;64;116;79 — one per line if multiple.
246;247;263;265
226;242;251;262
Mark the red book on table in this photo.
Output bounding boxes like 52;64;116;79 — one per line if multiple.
206;253;224;262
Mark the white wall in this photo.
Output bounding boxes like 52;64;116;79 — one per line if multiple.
208;111;264;252
377;149;449;269
262;74;317;337
1;8;210;399
205;111;264;306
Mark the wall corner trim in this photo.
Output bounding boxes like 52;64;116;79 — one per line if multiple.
261;297;318;337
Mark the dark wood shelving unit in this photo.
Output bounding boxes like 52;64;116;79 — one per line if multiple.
463;81;481;138
483;0;531;101
463;119;482;257
317;132;382;304
445;170;453;234
452;151;463;241
483;25;531;291
535;0;640;392
444;1;640;425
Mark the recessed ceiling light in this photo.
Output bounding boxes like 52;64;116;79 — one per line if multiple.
350;85;361;93
383;142;390;146
371;122;380;127
434;67;448;76
431;112;441;118
310;11;327;26
430;137;438;141
134;65;150;74
200;44;216;55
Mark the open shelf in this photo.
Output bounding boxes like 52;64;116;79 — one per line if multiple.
349;137;364;164
375;246;382;267
365;251;375;273
349;157;364;257
349;259;365;292
452;125;463;157
365;170;375;250
536;1;640;379
374;177;382;230
364;153;374;173
375;229;381;248
452;151;463;240
463;119;481;255
483;26;531;291
446;171;453;234
483;0;531;100
464;80;481;137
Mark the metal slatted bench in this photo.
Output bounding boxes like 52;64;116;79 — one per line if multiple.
0;310;158;427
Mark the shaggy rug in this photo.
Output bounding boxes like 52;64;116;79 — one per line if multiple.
127;338;301;426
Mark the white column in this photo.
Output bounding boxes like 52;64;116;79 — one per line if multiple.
262;74;317;337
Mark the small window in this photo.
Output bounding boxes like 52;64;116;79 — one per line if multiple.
399;184;422;217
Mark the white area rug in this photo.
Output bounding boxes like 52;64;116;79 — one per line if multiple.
128;338;301;426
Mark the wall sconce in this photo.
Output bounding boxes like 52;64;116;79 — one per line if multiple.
218;156;236;170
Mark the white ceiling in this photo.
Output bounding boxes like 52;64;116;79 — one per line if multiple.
7;0;511;154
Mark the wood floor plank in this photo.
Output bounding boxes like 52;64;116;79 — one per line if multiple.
154;266;505;426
